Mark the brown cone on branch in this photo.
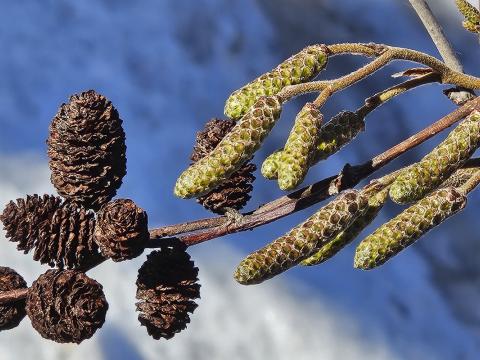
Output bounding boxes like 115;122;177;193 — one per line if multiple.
0;267;27;331
94;199;149;262
47;90;127;211
26;269;108;344
191;118;256;214
136;239;200;340
0;194;99;269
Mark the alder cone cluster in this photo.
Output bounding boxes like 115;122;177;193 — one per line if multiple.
0;267;27;331
0;194;99;269
47;90;127;211
26;269;108;343
136;241;200;340
191;118;256;214
94;199;149;262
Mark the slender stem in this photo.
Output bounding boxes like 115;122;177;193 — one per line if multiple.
0;288;28;305
408;0;464;71
459;169;480;194
148;97;480;246
277;81;330;102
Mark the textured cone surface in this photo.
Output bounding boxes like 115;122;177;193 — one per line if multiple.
355;187;466;270
191;118;256;214
301;188;388;266
389;111;480;204
26;269;108;343
94;199;149;262
278;103;323;190
47;90;126;211
175;96;282;198
0;267;27;331
261;149;282;180
224;44;328;120
234;190;368;285
0;194;99;269
136;240;200;340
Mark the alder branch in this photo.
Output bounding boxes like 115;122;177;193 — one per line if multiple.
149;96;480;246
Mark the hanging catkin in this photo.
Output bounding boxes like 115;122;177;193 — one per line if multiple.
389;111;480;204
175;96;282;198
234;190;368;285
224;45;328;120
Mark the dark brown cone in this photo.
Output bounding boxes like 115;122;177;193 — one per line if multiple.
136;239;200;340
191;118;256;214
0;194;99;269
0;267;27;331
94;199;149;262
47;90;127;211
26;269;108;343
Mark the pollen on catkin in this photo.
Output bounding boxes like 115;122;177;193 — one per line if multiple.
224;45;328;120
234;189;368;285
354;187;466;270
174;96;282;199
277;103;323;190
389;111;480;204
261;149;282;180
301;188;388;266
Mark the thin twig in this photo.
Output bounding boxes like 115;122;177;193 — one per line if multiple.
0;288;28;305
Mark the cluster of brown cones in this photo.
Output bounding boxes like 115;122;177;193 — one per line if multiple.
0;91;200;343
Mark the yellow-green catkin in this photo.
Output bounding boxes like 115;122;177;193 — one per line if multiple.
224;45;329;120
260;110;365;180
389;111;480;204
261;150;282;180
354;187;466;270
234;190;368;285
440;166;480;188
301;188;388;266
277;103;323;190
455;0;480;33
174;96;282;199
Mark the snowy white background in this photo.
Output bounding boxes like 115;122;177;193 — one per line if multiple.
0;0;479;359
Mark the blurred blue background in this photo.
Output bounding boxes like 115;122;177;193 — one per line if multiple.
0;0;479;359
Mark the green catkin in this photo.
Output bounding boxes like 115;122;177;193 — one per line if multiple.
277;103;323;190
389;111;480;204
354;187;466;270
234;190;368;285
440;166;480;188
463;20;480;33
301;188;388;266
224;45;328;120
174;96;282;199
455;0;480;23
260;111;365;180
261;150;282;180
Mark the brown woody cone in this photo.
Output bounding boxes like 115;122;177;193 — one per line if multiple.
136;239;200;340
47;90;127;211
191;118;256;214
26;269;108;343
0;267;27;331
0;194;99;269
94;199;149;262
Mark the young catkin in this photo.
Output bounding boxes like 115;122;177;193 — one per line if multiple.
234;190;368;285
389;111;480;204
174;96;282;199
260;110;365;180
455;0;480;23
301;188;388;266
354;187;466;270
261;150;282;180
440;166;480;188
277;103;323;190
224;45;328;120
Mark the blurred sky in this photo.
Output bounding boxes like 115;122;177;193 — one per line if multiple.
0;1;479;359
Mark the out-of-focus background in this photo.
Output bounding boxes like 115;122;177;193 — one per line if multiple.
0;0;479;359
